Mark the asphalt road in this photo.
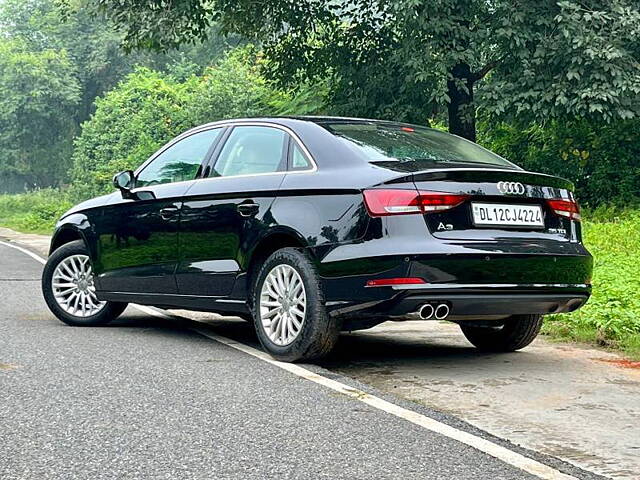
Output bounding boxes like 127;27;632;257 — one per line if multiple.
0;242;605;480
323;323;640;479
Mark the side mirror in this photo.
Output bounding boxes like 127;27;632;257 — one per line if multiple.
113;170;134;192
112;170;155;201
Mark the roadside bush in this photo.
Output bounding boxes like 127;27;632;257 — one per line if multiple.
0;189;73;234
543;209;640;358
479;120;640;207
69;48;287;200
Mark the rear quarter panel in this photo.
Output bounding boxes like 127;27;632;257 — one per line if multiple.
271;169;370;250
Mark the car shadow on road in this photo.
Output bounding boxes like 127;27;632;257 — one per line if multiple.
108;312;534;370
319;330;524;369
107;314;191;331
173;315;526;370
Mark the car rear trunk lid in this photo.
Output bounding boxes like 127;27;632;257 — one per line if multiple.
403;168;578;242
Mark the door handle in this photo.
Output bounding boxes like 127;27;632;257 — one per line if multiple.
237;201;259;217
160;206;179;220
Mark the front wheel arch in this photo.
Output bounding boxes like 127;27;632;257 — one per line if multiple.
50;226;85;255
42;240;127;326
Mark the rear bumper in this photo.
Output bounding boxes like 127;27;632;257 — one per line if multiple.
317;247;593;323
349;284;590;317
332;283;591;331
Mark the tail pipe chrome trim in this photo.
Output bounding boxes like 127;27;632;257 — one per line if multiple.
434;303;450;320
418;304;435;320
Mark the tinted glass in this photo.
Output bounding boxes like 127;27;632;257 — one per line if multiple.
213;126;286;177
324;123;516;168
290;141;312;170
136;128;221;187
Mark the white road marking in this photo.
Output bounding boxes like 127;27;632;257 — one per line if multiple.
0;240;46;265
3;240;577;480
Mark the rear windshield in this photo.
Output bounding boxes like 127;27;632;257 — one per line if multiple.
323;123;516;168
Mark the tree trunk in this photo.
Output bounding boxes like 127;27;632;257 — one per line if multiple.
447;63;476;142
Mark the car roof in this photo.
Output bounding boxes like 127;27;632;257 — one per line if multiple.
277;115;418;126
186;116;422;133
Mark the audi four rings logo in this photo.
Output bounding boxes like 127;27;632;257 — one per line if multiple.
497;181;526;195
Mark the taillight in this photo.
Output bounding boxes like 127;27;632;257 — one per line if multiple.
363;189;468;216
547;199;581;221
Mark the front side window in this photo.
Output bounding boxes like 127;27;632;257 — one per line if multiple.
136;128;221;187
212;126;287;177
323;123;517;168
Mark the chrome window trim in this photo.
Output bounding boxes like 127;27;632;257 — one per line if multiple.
133;121;317;185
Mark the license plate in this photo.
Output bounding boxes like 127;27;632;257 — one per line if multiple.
471;203;544;228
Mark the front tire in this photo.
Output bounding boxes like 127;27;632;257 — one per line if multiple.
252;248;340;362
42;240;127;326
459;314;543;352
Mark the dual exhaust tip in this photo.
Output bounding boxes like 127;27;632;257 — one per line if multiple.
418;303;450;320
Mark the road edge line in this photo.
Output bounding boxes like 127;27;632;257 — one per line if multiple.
0;240;46;265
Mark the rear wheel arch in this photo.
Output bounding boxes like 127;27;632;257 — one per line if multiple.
246;231;311;298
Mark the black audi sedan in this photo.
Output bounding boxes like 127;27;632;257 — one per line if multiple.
42;117;592;361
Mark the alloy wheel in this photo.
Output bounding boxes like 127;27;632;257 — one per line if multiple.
259;264;306;346
51;254;106;317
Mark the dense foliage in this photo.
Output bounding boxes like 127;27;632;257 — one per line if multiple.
0;0;238;192
0;188;73;233
90;0;640;141
70;50;288;199
0;40;80;189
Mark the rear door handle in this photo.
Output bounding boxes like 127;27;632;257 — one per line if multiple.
237;201;259;217
160;206;179;220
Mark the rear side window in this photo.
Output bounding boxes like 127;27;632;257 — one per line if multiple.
213;126;287;177
290;141;312;171
323;123;515;168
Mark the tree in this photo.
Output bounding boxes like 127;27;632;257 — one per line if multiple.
89;0;640;140
70;48;287;199
0;0;243;191
0;40;81;189
0;0;240;124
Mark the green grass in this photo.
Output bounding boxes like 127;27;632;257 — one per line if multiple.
1;190;638;358
0;189;73;234
542;207;640;360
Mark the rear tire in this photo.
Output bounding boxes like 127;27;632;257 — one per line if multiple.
252;248;340;362
459;314;543;352
42;240;127;326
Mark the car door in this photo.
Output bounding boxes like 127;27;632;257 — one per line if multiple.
176;124;291;297
92;127;223;295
